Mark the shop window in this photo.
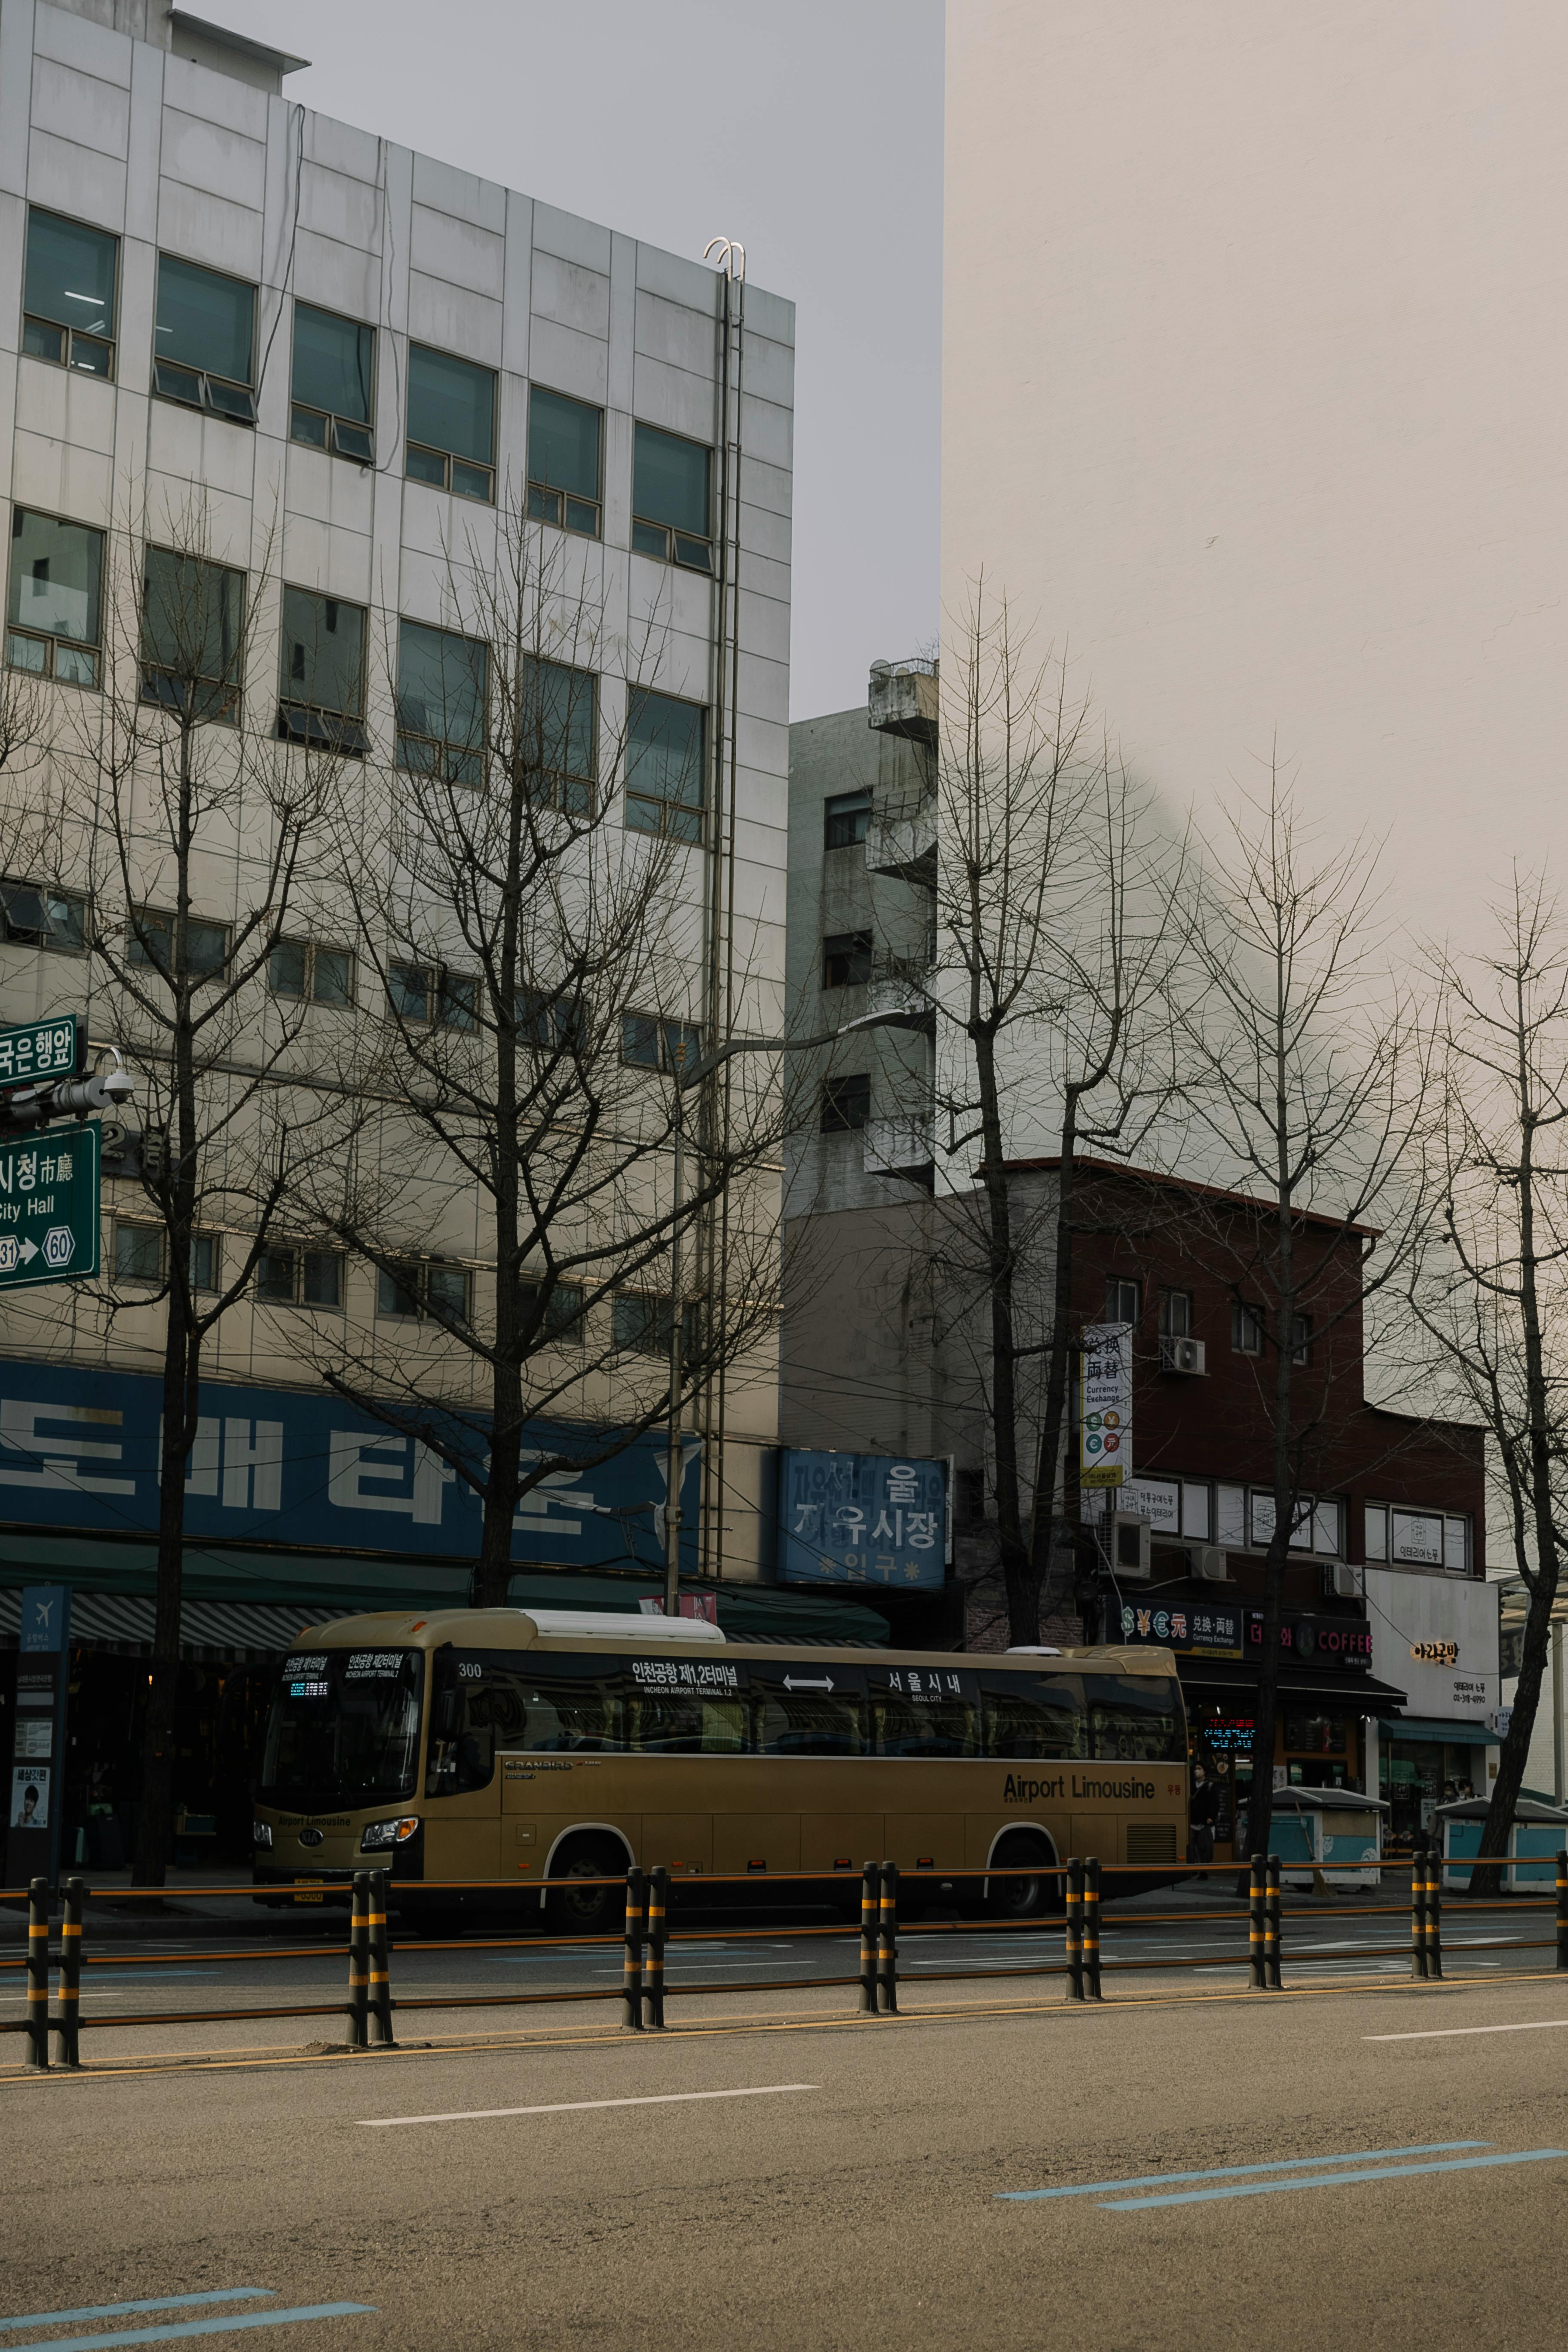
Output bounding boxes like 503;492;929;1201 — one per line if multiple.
527;386;602;537
405;344;496;502
1370;1503;1470;1572
290;303;374;461
23;208;116;377
7;510;104;686
153;254;256;422
631;423;711;570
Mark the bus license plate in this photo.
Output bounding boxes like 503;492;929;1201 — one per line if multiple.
292;1879;324;1904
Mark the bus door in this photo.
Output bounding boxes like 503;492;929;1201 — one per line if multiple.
423;1646;507;1880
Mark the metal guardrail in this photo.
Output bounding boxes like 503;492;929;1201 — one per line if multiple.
3;1847;1566;2067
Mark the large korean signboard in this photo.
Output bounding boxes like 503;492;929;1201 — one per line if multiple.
1079;1323;1132;1490
777;1449;946;1589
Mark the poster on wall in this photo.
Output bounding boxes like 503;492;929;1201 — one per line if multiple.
1080;1324;1133;1490
9;1764;48;1828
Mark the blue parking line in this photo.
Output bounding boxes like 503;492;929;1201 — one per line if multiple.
1;2291;273;2329
5;2302;375;2352
1105;2148;1568;2210
996;2140;1487;2202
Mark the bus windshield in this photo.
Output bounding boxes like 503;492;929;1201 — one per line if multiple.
259;1647;424;1811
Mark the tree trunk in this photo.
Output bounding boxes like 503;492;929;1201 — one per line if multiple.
973;1024;1034;1644
1029;1103;1081;1633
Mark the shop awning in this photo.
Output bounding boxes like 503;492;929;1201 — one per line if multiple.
1377;1716;1496;1748
1179;1660;1409;1713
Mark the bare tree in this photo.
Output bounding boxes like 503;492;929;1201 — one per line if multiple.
300;507;791;1609
40;506;346;1886
1413;873;1568;1893
923;585;1186;1645
1178;769;1430;1868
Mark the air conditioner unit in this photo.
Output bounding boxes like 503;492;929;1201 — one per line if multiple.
1111;1512;1152;1579
1195;1546;1228;1582
1159;1335;1206;1376
1326;1563;1365;1600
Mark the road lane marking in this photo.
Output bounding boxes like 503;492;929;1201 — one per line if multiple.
0;2291;273;2328
1367;2017;1568;2042
997;2141;1486;2201
4;2305;375;2351
359;2082;817;2128
1105;2148;1568;2209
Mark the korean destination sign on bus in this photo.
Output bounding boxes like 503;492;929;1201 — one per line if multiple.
777;1449;947;1589
1080;1322;1132;1489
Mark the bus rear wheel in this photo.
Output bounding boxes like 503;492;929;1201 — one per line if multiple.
986;1833;1058;1920
545;1837;627;1936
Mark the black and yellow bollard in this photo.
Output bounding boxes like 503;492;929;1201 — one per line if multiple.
1411;1846;1428;1981
1424;1847;1443;1982
1065;1856;1084;2002
858;1862;879;2015
1248;1855;1267;1988
1265;1854;1283;1991
622;1866;645;2030
877;1859;899;2015
347;1871;370;2049
1082;1857;1102;2000
54;1875;83;2068
1556;1851;1568;1973
643;1864;668;2030
24;1877;49;2071
366;1869;394;2046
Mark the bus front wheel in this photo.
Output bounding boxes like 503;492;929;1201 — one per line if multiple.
986;1833;1059;1920
545;1837;628;1936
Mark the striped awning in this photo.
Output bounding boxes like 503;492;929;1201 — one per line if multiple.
0;1587;313;1659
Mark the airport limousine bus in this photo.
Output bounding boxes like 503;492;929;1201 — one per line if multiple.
251;1608;1188;1928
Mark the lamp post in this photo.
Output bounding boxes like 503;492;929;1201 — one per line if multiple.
660;1007;927;1617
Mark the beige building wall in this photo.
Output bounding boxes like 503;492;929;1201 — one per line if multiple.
943;1;1568;952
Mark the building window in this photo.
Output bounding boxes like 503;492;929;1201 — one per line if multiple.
386;963;477;1030
527;386;602;537
954;1467;987;1526
376;1259;469;1324
405;344;496;502
625;690;705;841
269;940;353;1005
0;881;87;952
396;620;487;785
113;1223;218;1291
7;510;104;686
521;1276;585;1343
631;423;711;570
1105;1277;1141;1324
141;549;245;724
129;909;229;981
153;254;256;422
1291;1313;1312;1365
1158;1289;1191;1340
1366;1503;1470;1573
821;1073;870;1133
290;303;374;461
520;656;596;814
277;588;369;753
516;989;582;1053
824;789;871;850
23;209;117;377
621;1013;703;1075
613;1290;699;1358
823;931;874;989
256;1243;344;1309
1232;1302;1264;1355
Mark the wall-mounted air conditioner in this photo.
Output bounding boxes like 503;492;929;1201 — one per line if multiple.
1195;1546;1229;1582
1326;1563;1366;1600
1111;1512;1152;1579
1158;1336;1206;1375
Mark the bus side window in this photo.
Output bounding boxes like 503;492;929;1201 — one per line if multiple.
750;1669;866;1756
1086;1675;1184;1762
980;1674;1086;1759
514;1656;626;1751
629;1689;747;1753
867;1669;979;1758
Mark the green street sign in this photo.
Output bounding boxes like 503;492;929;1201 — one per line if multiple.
0;1014;78;1093
0;1122;100;1289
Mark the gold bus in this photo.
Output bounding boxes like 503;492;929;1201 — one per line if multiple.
251;1607;1187;1928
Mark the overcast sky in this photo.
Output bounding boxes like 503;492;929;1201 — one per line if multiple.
199;0;943;721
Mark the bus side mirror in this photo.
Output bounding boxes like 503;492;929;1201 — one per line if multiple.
432;1689;460;1739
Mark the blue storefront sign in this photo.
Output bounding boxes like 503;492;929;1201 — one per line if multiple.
0;1357;700;1571
777;1449;946;1589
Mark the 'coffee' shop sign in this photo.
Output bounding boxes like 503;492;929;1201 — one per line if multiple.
1113;1602;1372;1669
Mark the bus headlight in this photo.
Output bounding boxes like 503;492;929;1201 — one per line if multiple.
361;1816;419;1851
252;1820;273;1850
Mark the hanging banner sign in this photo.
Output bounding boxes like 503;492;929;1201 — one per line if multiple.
1079;1323;1132;1490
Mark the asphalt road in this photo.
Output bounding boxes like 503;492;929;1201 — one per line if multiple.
4;1967;1568;2351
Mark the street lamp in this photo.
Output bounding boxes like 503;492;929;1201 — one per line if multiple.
659;1006;927;1617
